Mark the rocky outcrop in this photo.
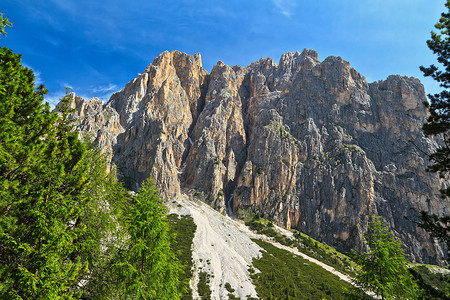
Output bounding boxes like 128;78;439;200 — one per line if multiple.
66;49;448;264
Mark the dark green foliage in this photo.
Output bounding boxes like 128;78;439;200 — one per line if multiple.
0;14;182;299
0;28;93;297
410;265;450;299
224;282;235;293
73;147;130;299
255;166;264;175
245;216;278;238
245;216;356;276
108;178;181;299
419;0;450;259
353;216;419;300
250;239;365;300
197;272;212;300
224;282;240;299
167;214;197;300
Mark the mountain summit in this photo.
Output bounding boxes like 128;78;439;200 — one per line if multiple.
65;49;448;264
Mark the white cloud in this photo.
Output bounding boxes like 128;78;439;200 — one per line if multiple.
272;0;296;17
44;90;67;108
89;83;118;94
44;83;117;107
22;62;43;85
88;83;118;102
62;82;74;89
33;70;43;85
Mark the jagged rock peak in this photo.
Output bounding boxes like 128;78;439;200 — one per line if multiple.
279;48;320;69
65;49;448;265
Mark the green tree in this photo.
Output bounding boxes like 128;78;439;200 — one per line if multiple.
0;36;91;299
0;14;182;299
0;13;11;37
110;178;181;300
419;0;450;258
353;216;419;300
73;146;130;299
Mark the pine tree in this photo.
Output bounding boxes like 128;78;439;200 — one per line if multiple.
0;13;11;37
0;51;91;299
419;0;450;259
110;178;181;300
0;15;94;299
0;14;182;299
353;217;419;300
73;146;130;299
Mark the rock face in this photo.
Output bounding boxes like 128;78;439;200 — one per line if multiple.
67;49;448;264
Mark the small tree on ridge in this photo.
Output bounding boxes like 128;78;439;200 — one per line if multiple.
353;216;419;300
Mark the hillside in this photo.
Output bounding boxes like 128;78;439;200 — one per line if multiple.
167;193;365;299
167;193;448;299
65;49;448;264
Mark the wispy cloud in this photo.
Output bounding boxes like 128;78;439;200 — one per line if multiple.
88;83;118;101
22;62;44;85
33;70;43;85
272;0;296;17
62;82;74;91
89;83;118;94
44;90;67;108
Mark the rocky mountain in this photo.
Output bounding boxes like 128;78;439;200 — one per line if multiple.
66;49;448;264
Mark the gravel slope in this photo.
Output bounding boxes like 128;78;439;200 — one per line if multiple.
169;195;262;299
169;195;360;299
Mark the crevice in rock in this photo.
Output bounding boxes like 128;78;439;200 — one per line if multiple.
224;72;252;217
192;74;211;134
180;73;211;186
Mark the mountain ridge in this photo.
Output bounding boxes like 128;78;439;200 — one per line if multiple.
64;49;448;265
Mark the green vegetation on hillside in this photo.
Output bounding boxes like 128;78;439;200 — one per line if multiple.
245;216;357;276
353;216;419;300
0;15;182;299
107;179;181;299
250;239;368;299
197;271;212;300
168;214;197;300
410;264;450;299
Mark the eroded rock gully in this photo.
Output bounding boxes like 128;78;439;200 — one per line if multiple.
65;49;448;264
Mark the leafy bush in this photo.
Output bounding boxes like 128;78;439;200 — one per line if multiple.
197;272;212;300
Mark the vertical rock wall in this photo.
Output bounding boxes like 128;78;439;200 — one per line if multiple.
67;49;448;264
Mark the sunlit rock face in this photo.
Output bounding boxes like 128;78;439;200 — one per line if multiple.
65;49;448;265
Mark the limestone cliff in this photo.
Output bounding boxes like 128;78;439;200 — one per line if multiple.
66;49;448;264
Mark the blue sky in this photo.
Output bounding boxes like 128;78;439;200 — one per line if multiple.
0;0;445;105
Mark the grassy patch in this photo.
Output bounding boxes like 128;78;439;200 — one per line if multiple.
250;239;369;299
291;229;357;277
410;264;450;299
245;218;278;238
167;214;197;300
245;216;357;276
197;271;212;300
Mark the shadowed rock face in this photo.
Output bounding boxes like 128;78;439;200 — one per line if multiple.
65;49;448;264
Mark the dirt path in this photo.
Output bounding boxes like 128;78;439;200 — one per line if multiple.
267;240;353;283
